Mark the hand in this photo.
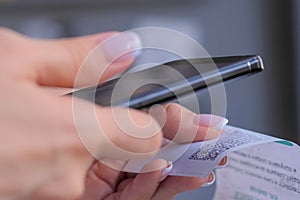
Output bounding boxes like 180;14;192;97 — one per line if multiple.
82;105;229;200
0;27;228;199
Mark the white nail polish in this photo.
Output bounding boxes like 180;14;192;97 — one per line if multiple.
216;158;229;169
125;32;142;57
201;172;216;187
101;31;142;62
159;162;173;182
194;114;228;130
213;118;229;130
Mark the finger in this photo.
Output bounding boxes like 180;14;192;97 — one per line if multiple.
82;161;125;200
116;178;134;192
217;156;228;167
64;95;163;162
152;172;215;200
31;78;164;197
23;31;141;87
149;103;228;143
110;159;169;200
117;160;170;192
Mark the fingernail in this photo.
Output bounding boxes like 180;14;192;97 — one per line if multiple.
159;161;173;182
101;31;142;62
194;114;228;130
141;159;168;173
201;172;216;187
217;156;228;168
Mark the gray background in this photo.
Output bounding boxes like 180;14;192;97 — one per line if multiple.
0;0;299;199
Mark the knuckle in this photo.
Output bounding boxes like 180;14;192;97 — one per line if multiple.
101;108;163;154
165;103;182;116
165;102;181;110
164;103;181;129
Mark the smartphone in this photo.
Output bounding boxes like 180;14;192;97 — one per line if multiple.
70;55;264;109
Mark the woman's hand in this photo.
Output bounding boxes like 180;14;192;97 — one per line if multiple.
0;27;227;199
82;105;228;200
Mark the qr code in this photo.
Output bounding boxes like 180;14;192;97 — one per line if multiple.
189;129;265;161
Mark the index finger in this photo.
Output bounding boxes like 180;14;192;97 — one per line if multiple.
149;103;228;143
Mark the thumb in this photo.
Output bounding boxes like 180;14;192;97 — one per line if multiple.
26;31;142;87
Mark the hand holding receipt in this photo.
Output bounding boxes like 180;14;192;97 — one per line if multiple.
71;52;300;200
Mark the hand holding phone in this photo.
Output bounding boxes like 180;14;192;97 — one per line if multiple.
70;55;264;109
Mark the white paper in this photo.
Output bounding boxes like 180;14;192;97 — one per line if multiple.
124;126;277;177
169;126;277;177
123;125;300;199
213;141;300;200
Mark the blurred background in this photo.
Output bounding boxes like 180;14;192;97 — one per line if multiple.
0;0;299;199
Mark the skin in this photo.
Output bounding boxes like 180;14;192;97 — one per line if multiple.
0;27;226;200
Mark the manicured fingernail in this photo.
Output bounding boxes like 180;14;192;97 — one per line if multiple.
141;159;168;173
194;114;228;130
101;31;142;62
159;161;173;182
201;172;216;187
217;156;228;168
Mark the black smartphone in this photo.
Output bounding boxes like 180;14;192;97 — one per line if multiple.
69;55;264;109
